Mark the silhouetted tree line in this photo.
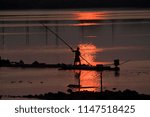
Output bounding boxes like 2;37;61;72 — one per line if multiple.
0;0;150;9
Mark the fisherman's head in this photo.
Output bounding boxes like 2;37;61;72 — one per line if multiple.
77;47;80;50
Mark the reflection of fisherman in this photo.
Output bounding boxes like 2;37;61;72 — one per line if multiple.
72;47;81;65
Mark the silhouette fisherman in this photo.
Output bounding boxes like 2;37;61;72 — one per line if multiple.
72;47;81;65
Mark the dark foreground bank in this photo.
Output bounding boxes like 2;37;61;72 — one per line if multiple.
2;89;150;100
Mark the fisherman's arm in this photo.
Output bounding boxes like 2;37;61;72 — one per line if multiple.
72;50;76;52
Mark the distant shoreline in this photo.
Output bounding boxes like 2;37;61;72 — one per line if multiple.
1;7;150;12
1;0;150;10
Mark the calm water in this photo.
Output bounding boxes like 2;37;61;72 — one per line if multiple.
0;9;150;96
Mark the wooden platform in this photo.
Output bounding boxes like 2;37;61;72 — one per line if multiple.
59;64;120;71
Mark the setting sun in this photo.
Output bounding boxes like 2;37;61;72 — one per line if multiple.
75;12;106;20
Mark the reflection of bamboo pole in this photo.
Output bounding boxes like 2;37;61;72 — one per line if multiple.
45;27;48;45
111;20;114;46
2;25;4;47
81;25;84;43
55;21;59;46
26;21;29;45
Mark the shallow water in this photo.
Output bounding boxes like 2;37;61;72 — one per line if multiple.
0;9;150;96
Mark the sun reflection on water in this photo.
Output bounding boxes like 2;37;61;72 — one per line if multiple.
79;43;103;66
80;71;100;92
71;43;104;92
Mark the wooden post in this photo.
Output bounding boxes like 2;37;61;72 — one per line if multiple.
26;21;29;45
2;25;4;47
111;20;114;46
100;72;103;92
45;26;48;45
55;21;59;46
